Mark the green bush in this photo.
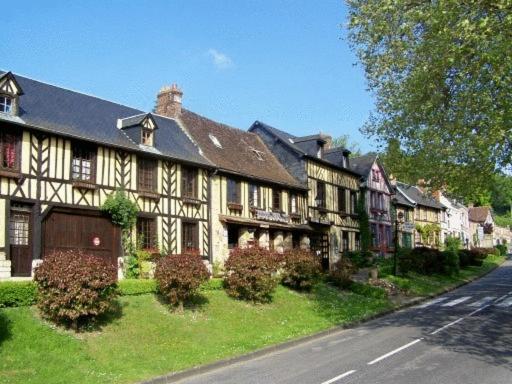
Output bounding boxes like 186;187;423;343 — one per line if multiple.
118;279;157;295
496;244;507;256
444;236;461;252
155;251;210;311
345;250;373;268
349;281;387;299
442;249;459;275
459;248;488;267
385;275;412;292
224;247;279;303
0;281;37;307
281;249;321;291
34;250;118;329
329;257;357;288
399;247;444;275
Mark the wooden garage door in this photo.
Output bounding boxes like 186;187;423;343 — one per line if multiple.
43;210;120;266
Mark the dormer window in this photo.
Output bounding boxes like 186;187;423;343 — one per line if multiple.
0;96;12;113
141;129;153;146
0;72;23;116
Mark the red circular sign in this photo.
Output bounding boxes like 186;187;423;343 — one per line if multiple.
92;237;101;246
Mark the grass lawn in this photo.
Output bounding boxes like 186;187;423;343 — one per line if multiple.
381;254;506;297
0;282;392;384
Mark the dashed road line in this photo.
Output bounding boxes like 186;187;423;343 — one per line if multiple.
496;297;512;308
468;296;495;307
441;296;471;307
417;297;447;308
367;339;423;365
320;370;357;384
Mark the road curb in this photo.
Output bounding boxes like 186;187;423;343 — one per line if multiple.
141;259;505;384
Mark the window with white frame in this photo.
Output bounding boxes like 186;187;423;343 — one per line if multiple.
0;96;12;114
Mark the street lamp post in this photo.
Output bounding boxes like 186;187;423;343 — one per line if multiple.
392;198;404;276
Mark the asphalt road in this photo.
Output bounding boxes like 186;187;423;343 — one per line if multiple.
168;260;512;384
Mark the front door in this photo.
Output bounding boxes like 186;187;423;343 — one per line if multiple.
311;232;329;270
10;205;33;277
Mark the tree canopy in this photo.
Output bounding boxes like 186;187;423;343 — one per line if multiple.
347;1;512;192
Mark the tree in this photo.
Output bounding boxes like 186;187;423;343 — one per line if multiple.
347;1;512;193
331;134;362;157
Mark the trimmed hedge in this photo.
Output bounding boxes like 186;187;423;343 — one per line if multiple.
224;247;279;303
118;279;157;295
0;281;37;308
155;252;210;310
281;249;321;291
34;250;118;328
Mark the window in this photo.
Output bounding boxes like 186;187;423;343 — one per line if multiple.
289;193;298;214
72;144;96;182
272;189;281;211
137;217;156;249
182;221;198;253
370;224;378;247
385;226;392;247
249;184;259;208
372;169;380;182
342;231;349;252
338;187;346;213
355;232;360;250
0;131;20;171
316;181;326;208
141;129;153;146
402;233;412;248
9;212;29;245
0;96;12;113
138;157;157;192
227;178;241;204
350;191;358;213
181;166;197;198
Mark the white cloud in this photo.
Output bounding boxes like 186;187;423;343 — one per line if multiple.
207;49;234;70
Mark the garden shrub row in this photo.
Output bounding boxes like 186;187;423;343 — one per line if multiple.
399;246;493;276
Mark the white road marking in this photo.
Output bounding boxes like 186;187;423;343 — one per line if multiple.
417;297;447;308
468;296;495;307
467;304;491;317
442;296;471;307
367;339;423;365
320;370;357;384
495;294;509;303
430;318;464;335
496;297;512;308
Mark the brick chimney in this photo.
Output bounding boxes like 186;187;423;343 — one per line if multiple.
156;83;183;118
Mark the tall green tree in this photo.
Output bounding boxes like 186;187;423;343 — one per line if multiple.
331;134;362;157
347;1;512;193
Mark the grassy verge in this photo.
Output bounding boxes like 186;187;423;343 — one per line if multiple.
0;282;391;384
380;254;505;297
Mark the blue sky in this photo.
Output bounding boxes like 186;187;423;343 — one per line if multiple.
1;0;377;152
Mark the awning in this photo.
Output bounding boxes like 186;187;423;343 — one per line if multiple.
219;215;314;232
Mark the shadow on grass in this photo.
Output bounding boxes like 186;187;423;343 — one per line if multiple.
0;310;12;345
155;292;210;313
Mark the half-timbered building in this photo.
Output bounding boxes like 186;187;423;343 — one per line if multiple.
350;154;394;255
0;72;212;279
396;181;445;248
249;121;361;269
155;86;311;264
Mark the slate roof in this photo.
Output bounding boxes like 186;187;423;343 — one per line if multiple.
178;110;306;189
350;154;377;178
468;206;492;223
394;185;416;208
249;121;361;177
396;181;445;210
0;71;211;167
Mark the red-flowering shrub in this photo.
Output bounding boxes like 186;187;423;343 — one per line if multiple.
459;248;489;267
155;251;210;311
281;248;321;291
34;250;118;329
224;247;279;303
329;257;357;288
